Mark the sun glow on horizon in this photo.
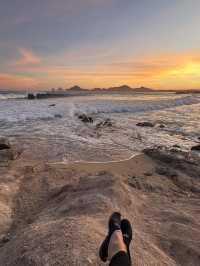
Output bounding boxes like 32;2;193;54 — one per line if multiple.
1;51;200;90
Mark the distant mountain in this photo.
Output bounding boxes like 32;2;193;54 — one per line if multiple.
67;85;154;92
108;85;133;91
133;86;154;92
107;85;154;92
68;85;87;91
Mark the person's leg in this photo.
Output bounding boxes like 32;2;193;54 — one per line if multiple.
108;230;131;266
108;230;127;260
109;251;130;266
99;212;132;266
99;212;121;262
121;219;133;263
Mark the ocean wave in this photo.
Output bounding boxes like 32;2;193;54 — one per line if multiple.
0;93;26;100
0;95;199;125
73;96;200;115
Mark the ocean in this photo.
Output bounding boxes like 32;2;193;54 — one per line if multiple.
0;92;200;162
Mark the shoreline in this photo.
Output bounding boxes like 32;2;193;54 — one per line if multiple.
48;152;141;165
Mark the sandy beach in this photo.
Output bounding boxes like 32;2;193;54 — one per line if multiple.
0;135;200;265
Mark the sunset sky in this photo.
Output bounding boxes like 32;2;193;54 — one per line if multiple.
0;0;200;90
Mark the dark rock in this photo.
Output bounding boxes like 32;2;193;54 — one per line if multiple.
78;114;93;123
144;172;153;176
27;93;35;100
136;122;154;127
96;122;103;128
156;166;168;176
0;143;10;150
159;124;165;128
0;137;19;163
36;93;67;99
54;114;62;118
0;149;15;162
191;145;200;151
170;148;180;153
129;177;162;193
144;147;200;179
0;235;10;247
103;118;112;127
96;118;112;128
144;148;174;164
173;144;181;149
0;137;10;150
49;104;56;107
155;166;178;178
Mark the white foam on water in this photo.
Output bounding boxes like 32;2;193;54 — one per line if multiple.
0;93;199;162
48;152;141;165
0;95;199;124
72;96;199;115
0;93;26;100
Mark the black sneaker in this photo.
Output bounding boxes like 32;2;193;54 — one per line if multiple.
99;212;121;262
121;219;133;263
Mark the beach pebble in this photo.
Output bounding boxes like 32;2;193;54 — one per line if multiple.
54;114;62;118
144;172;153;176
136;122;154;127
96;118;112;128
0;137;10;150
78;114;93;123
173;144;181;149
191;145;200;151
0;137;19;163
0;234;10;247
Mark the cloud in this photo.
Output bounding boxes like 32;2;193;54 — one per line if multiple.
60;51;200;88
105;52;200;82
13;48;41;66
0;73;37;89
5;50;200;89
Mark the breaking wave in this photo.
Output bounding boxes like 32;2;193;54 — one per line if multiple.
0;93;26;100
73;96;200;115
0;95;199;126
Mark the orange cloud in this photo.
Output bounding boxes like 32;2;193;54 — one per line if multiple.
0;73;37;89
5;50;200;89
13;48;41;66
97;52;200;88
109;52;200;77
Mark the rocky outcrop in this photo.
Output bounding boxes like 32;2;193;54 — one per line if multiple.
144;147;200;192
27;93;35;100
